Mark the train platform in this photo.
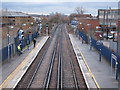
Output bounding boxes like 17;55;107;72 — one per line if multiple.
0;36;49;89
69;34;119;89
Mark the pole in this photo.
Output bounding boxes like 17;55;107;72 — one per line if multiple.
99;36;103;62
46;27;48;36
7;27;10;61
90;37;92;50
82;36;83;44
90;24;92;50
115;61;118;80
99;48;101;62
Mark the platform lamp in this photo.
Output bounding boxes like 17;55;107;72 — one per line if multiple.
79;22;83;32
7;26;14;61
87;24;92;50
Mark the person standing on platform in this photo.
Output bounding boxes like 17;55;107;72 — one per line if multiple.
17;44;22;56
33;38;36;48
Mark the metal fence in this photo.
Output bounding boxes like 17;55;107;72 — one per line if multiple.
1;44;14;62
77;30;120;73
1;32;39;62
78;30;88;43
91;38;120;72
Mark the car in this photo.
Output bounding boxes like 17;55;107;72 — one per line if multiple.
108;34;113;39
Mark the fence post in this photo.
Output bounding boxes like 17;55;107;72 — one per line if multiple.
111;55;113;70
115;62;118;80
89;37;92;50
99;48;102;62
8;44;10;62
82;36;83;44
11;44;13;58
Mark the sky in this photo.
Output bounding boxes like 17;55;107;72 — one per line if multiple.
1;1;119;16
1;0;119;2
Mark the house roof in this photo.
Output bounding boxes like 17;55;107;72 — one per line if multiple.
1;10;29;17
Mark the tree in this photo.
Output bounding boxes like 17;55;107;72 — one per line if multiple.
49;13;67;24
75;7;86;14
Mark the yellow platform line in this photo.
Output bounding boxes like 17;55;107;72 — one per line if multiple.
77;45;101;89
70;34;101;89
0;38;44;89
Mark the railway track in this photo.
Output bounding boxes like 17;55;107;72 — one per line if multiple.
57;28;63;90
15;25;59;89
43;33;58;89
61;24;87;89
15;24;87;89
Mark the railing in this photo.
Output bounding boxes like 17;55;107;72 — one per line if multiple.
76;30;120;73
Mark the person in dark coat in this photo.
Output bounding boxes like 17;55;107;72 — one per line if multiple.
33;38;36;48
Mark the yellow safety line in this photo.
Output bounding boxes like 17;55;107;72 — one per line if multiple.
0;38;44;89
80;51;101;89
72;34;101;89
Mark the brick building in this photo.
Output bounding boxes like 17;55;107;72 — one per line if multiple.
1;10;36;48
1;10;34;27
70;14;99;37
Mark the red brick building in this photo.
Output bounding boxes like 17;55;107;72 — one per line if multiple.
70;14;99;34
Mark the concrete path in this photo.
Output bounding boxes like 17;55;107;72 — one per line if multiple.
69;34;119;89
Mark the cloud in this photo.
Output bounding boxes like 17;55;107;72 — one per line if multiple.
2;2;118;15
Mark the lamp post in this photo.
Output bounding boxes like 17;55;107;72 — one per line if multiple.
96;26;103;61
97;37;103;62
82;28;84;44
80;22;84;32
87;24;92;50
7;26;14;61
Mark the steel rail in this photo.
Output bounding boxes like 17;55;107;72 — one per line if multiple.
25;38;51;90
43;30;59;90
25;25;59;90
62;25;79;90
57;28;63;90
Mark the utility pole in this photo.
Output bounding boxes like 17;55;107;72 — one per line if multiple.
7;26;10;61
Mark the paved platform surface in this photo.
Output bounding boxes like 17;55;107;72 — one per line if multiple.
0;36;49;89
69;34;119;89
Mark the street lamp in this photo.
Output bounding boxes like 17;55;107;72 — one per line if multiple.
81;28;84;44
96;38;103;62
80;22;83;32
87;24;92;50
96;26;103;62
7;26;14;61
96;26;103;40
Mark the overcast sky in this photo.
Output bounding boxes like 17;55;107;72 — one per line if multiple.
1;1;119;16
2;0;119;2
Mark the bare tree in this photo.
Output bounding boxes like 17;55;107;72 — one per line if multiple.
75;7;86;14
